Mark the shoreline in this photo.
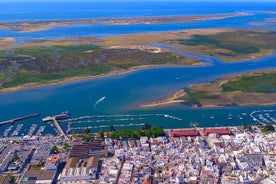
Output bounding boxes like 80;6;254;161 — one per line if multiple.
0;12;251;33
142;69;276;109
0;64;190;93
141;89;186;108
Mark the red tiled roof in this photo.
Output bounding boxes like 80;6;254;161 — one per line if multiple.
170;129;198;137
201;128;231;136
45;154;59;166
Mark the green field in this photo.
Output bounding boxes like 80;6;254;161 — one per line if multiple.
179;34;260;55
0;43;194;89
222;72;276;93
176;30;276;60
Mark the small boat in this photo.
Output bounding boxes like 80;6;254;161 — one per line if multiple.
62;111;70;115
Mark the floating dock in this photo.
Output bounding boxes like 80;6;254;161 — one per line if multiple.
0;113;40;126
42;112;69;136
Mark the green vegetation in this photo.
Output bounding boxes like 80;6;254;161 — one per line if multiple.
110;125;116;132
179;34;260;55
0;44;100;58
50;145;59;153
97;128;105;139
0;43;187;89
62;143;69;150
261;124;275;133
109;125;164;139
81;134;93;142
0;72;10;82
189;90;220;99
243;123;252;131
176;30;276;60
84;127;91;134
222;72;276;93
181;89;220;106
2;66;111;88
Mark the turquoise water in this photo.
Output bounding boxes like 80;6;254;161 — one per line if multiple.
0;52;276;135
0;1;275;135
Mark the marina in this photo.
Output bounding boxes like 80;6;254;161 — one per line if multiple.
27;124;38;136
250;110;276;125
10;124;23;137
0;108;275;136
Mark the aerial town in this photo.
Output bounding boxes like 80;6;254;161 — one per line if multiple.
0;121;275;184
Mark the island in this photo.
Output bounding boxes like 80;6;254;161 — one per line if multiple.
0;13;251;33
142;70;276;108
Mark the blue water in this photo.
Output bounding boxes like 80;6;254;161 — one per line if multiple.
0;1;276;135
0;1;274;21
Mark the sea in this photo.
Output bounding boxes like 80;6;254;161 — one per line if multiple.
0;1;276;136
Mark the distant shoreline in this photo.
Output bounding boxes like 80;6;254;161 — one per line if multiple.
0;12;251;33
0;64;187;93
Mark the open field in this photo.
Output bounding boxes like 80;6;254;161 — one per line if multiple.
143;70;276;108
171;29;276;61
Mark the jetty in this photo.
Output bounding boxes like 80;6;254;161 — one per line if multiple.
0;113;40;126
42;112;69;136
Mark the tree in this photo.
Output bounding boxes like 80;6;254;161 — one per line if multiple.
143;123;151;131
110;132;116;139
243;123;252;131
261;124;275;133
110;125;115;132
51;146;59;153
98;128;105;139
84;127;91;134
62;143;69;150
82;134;92;142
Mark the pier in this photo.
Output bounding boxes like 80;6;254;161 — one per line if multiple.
0;113;40;126
42;113;69;136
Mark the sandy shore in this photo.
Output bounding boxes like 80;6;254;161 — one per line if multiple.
0;38;14;49
0;64;186;93
141;90;186;108
141;69;276;109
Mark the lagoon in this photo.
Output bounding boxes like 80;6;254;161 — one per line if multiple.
0;1;275;135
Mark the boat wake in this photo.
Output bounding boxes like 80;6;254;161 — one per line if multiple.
62;113;183;131
93;96;106;111
72;123;145;130
62;113;183;123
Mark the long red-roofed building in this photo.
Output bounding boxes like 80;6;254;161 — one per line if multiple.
200;128;231;136
170;129;199;137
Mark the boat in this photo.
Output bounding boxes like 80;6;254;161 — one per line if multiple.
62;111;70;115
